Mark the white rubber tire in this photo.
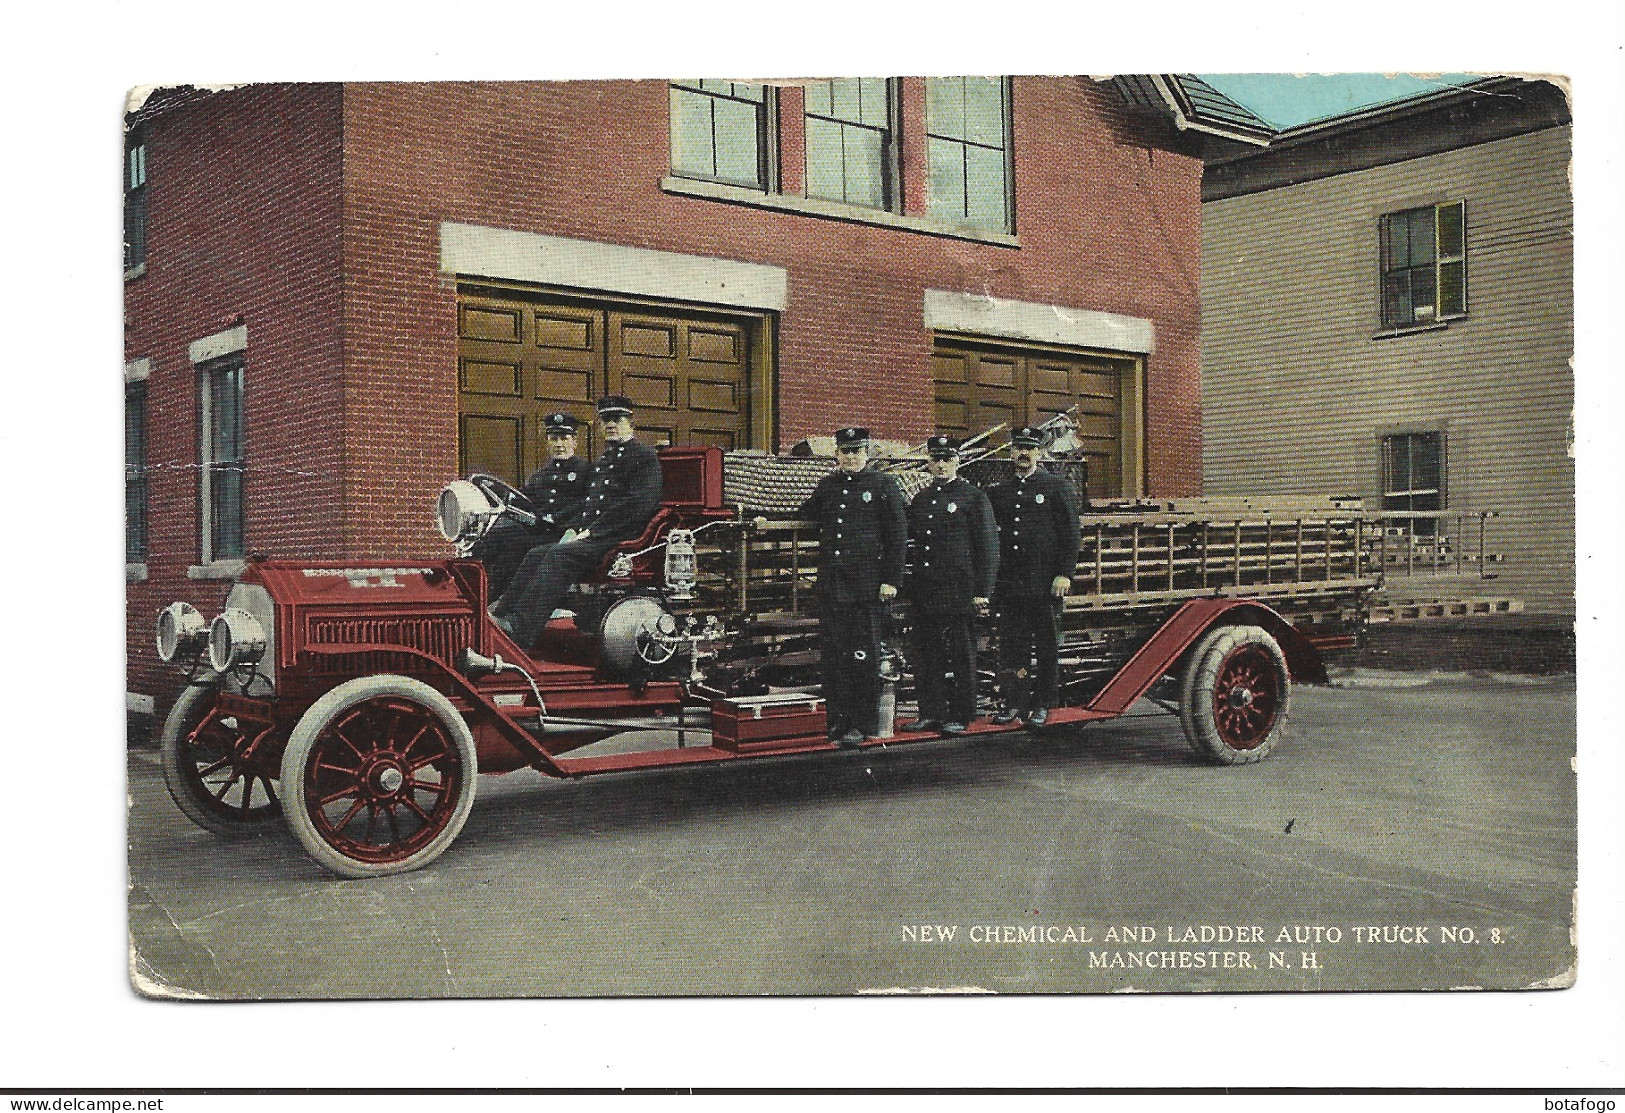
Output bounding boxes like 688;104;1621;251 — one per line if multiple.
160;683;283;837
1177;624;1291;765
281;674;478;879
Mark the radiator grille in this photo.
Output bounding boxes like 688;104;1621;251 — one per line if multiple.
305;615;473;662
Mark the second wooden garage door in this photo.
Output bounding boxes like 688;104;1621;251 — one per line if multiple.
931;340;1141;500
457;289;762;485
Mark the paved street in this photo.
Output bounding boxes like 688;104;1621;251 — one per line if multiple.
128;671;1576;998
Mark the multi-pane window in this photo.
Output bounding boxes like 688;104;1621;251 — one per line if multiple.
124;130;148;270
1380;202;1466;328
1381;432;1445;537
925;77;1012;231
669;80;770;189
125;380;149;562
804;78;895;210
200;357;246;562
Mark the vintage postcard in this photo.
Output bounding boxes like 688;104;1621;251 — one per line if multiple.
123;71;1576;1003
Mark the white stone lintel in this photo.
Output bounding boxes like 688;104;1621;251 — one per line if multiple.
124;357;152;383
923;290;1155;355
189;325;248;366
440;222;788;312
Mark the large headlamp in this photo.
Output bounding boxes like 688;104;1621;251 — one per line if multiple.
156;602;210;665
436;480;499;543
207;608;268;673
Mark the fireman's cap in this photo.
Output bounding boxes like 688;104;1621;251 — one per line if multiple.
1010;426;1046;448
926;435;960;459
543;412;581;434
595;395;635;419
834;426;871;449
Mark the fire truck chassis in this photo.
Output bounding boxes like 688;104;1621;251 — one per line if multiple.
153;445;1510;878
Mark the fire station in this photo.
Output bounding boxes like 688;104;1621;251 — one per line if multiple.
123;76;1273;717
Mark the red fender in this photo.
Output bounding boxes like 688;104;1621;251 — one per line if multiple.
1086;597;1327;717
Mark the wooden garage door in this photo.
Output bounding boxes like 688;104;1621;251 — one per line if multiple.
457;289;757;485
932;340;1138;499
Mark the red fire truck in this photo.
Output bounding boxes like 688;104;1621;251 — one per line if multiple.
152;440;1511;878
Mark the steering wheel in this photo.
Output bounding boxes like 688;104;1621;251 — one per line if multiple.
468;473;540;527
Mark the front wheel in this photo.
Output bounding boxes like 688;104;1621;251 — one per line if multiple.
1178;624;1291;765
280;675;478;878
160;683;284;837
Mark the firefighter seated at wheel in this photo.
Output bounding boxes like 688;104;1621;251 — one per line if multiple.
471;411;590;597
797;426;907;749
489;395;663;651
900;435;998;736
988;425;1081;728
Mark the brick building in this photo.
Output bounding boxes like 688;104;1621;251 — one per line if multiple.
124;75;1267;719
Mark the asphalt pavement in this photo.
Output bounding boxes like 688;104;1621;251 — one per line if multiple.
127;670;1576;997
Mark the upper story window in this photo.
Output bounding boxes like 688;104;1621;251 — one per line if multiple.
1381;431;1445;537
125;129;148;270
1379;202;1466;328
125;378;149;562
199;355;246;563
669;80;771;189
925;77;1012;232
803;78;896;211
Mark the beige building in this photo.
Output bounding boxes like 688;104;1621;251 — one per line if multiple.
1200;78;1573;617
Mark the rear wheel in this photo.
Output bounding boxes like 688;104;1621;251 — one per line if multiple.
280;675;478;879
1178;624;1290;765
160;683;283;837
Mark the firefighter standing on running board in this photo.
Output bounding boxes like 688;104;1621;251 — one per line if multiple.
797;426;908;750
988;425;1080;728
901;435;998;736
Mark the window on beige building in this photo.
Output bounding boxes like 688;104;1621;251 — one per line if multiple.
1379;201;1466;328
1381;431;1445;537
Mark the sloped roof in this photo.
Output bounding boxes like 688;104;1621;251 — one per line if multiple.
1111;74;1276;146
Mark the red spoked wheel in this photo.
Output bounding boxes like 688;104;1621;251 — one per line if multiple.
281;675;477;878
1177;624;1291;765
160;684;283;837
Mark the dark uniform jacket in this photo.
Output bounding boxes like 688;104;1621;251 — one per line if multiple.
798;465;908;604
989;467;1080;598
562;439;664;545
521;455;589;527
906;477;999;613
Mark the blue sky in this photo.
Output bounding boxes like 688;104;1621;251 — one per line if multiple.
1198;73;1483;128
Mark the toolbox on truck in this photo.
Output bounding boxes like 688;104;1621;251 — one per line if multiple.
711;693;828;753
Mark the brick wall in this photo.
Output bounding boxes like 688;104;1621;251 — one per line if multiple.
127;76;1206;715
124;84;345;708
336;76;1206;562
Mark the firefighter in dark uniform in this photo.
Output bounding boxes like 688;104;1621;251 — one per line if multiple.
900;435;999;735
473;411;589;597
988;426;1080;727
797;427;908;749
491;396;663;650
